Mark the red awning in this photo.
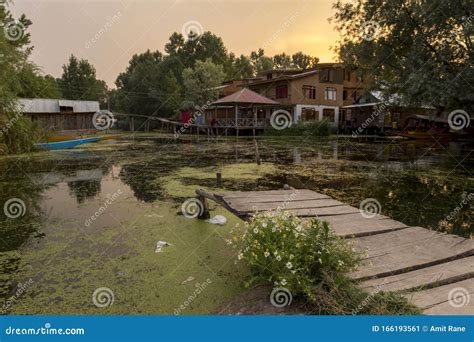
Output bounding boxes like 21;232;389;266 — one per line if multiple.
211;88;278;105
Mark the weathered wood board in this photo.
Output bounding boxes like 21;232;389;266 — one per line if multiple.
350;227;474;281
359;256;474;292
200;188;474;315
404;279;474;315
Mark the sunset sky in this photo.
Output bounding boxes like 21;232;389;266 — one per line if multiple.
10;0;341;88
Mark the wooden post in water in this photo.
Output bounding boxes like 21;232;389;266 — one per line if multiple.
197;194;210;219
216;172;222;187
254;138;261;165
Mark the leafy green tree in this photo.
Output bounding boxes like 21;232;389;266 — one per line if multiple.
0;3;45;153
17;65;61;98
225;53;254;79
250;49;274;74
59;55;108;102
332;0;474;112
115;50;181;116
182;59;225;107
273;53;292;69
291;52;319;70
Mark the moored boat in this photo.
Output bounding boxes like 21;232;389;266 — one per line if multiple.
34;137;100;150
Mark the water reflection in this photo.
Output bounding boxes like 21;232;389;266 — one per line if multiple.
0;136;472;302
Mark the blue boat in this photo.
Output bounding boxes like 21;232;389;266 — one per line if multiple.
34;137;100;150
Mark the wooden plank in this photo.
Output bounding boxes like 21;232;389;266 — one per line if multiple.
359;256;474;292
404;279;474;315
220;190;329;201
284;206;360;217
350;227;474;281
228;199;346;211
322;213;409;237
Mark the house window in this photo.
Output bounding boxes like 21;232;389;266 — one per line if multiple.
324;87;337;101
344;69;351;81
303;85;316;99
301;108;318;121
343;90;347;100
266;73;273;80
275;85;288;99
323;109;335;122
320;69;334;82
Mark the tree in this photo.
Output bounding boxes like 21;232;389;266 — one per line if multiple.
0;3;46;153
182;59;225;107
332;0;474;113
291;52;319;70
225;53;254;79
115;50;181;116
250;49;274;74
17;65;61;99
273;53;292;69
59;55;108;102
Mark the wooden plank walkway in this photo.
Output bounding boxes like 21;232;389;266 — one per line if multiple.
197;188;474;315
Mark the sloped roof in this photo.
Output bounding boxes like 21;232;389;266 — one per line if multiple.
211;88;278;105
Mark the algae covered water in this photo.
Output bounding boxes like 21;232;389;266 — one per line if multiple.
0;134;472;314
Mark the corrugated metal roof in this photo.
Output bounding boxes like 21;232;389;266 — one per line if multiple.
18;98;100;113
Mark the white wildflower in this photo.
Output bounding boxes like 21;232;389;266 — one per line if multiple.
237;253;243;260
286;262;293;269
281;279;287;286
276;255;282;261
264;251;270;258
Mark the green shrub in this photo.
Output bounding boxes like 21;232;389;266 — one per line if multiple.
230;211;421;315
264;120;331;137
230;211;361;303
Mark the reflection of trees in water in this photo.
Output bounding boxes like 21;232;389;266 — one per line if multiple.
67;180;102;203
119;161;165;202
0;160;45;300
363;171;472;238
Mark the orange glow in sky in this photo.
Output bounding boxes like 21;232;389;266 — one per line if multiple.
11;0;340;87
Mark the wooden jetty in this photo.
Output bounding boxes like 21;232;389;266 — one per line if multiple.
196;188;474;315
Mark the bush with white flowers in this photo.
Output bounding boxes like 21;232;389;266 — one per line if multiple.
230;211;361;303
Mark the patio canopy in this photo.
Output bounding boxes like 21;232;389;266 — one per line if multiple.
211;88;278;106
